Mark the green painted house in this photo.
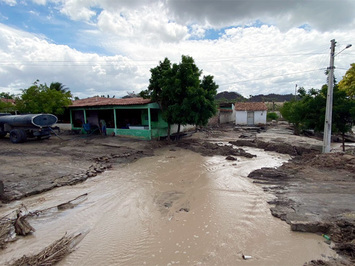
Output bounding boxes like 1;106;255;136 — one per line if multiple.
69;97;169;140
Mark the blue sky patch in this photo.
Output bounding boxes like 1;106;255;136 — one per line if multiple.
0;2;106;54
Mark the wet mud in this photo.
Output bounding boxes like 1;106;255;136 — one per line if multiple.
0;148;337;265
1;123;355;265
248;152;355;264
0;136;154;202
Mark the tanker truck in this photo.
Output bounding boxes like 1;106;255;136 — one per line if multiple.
0;113;57;143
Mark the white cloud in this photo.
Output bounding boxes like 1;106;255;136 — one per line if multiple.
1;0;17;6
59;0;97;22
0;23;149;98
165;0;355;31
31;0;47;5
97;4;188;44
1;1;355;99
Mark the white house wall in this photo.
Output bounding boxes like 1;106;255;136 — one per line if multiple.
235;111;248;124
254;110;266;124
235;110;266;125
170;124;196;134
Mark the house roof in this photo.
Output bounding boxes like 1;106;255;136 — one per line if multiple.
234;102;268;111
70;97;152;108
0;98;15;104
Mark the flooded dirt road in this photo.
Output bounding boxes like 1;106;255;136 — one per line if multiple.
0;147;336;265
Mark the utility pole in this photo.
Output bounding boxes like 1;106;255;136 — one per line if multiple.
294;84;297;100
322;39;336;153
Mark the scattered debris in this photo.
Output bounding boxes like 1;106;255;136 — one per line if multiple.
0;193;88;250
225;155;237;161
57;193;88;210
10;233;82;266
0;218;14;249
14;211;35;236
242;254;252;260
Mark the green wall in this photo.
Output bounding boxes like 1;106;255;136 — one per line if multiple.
70;102;169;140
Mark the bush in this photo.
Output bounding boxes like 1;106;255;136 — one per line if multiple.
267;112;279;121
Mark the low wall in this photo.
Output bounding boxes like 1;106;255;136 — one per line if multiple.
54;123;72;131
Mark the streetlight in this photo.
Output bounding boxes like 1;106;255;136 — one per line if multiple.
335;44;352;57
322;40;352;153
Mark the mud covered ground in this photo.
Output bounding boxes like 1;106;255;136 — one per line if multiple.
0;134;155;202
1;123;355;265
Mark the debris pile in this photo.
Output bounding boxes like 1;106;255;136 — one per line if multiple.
0;192;87;264
10;233;82;266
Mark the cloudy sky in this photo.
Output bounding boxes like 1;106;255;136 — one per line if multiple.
0;0;354;99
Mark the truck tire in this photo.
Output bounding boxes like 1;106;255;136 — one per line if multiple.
9;129;24;143
20;130;27;142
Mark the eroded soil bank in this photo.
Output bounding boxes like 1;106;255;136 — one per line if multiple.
248;152;355;265
0;135;155;202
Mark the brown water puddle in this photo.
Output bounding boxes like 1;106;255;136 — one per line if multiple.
0;147;337;265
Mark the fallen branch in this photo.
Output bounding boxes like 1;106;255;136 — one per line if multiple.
24;193;88;217
0;193;88;249
10;233;82;266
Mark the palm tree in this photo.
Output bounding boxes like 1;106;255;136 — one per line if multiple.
49;82;68;93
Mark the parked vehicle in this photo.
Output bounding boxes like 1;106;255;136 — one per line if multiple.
0;114;57;143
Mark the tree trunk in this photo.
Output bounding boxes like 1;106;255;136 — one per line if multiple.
177;123;181;140
167;123;171;141
342;132;345;152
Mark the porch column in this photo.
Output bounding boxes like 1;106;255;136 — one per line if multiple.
113;108;117;133
83;109;87;123
69;109;73;129
148;106;152;140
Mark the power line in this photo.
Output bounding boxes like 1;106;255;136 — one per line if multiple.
0;52;331;66
219;68;325;86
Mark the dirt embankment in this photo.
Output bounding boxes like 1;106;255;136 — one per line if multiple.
0;134;154;202
247;145;355;264
193;123;355;264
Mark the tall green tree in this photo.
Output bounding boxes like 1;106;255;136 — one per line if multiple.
281;85;355;151
16;81;72;115
145;55;218;139
0;92;15;99
338;63;355;98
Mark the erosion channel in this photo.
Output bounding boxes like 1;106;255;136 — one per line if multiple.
0;146;336;265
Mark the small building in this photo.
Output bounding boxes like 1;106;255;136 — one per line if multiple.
219;103;236;124
69;97;169;140
234;102;267;125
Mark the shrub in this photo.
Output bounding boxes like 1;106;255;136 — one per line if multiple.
267;112;279;121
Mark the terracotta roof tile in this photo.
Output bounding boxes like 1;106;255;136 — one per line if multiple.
0;98;15;104
234;102;268;111
70;97;152;107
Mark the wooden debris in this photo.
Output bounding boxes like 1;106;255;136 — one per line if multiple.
14;211;35;236
0;219;14;249
10;233;82;266
0;193;88;250
57;193;88;210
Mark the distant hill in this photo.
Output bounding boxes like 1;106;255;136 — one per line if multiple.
215;91;246;102
249;93;295;102
215;91;295;103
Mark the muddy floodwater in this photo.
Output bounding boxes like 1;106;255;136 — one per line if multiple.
0;147;337;265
